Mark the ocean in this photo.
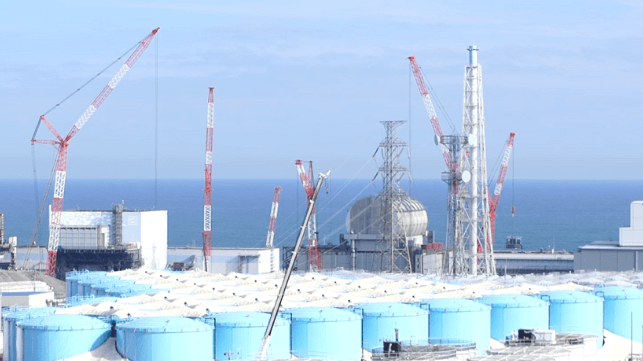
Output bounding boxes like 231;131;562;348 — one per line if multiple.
1;178;642;253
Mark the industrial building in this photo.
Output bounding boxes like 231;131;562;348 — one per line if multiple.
4;269;643;360
575;201;643;271
48;205;167;277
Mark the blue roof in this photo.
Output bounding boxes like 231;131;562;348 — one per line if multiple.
117;317;213;333
539;290;602;304
420;298;490;312
478;294;549;308
594;286;643;300
17;314;110;331
353;302;428;317
287;307;361;322
210;311;289;327
4;307;57;321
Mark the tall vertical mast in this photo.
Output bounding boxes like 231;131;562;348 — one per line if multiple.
265;187;281;248
203;87;214;271
458;45;494;275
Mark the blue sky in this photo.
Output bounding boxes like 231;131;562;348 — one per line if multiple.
1;1;641;180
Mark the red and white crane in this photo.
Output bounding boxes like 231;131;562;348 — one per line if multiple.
295;160;322;270
408;56;454;172
488;132;516;245
31;27;160;277
203;87;215;271
265;187;281;248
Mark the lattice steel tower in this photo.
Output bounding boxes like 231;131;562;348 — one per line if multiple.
375;121;413;273
456;45;495;275
457;46;495;276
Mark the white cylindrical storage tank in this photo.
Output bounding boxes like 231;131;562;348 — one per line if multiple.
420;298;491;356
539;290;603;349
289;307;362;361
355;302;428;352
209;312;290;360
117;317;213;361
16;314;111;361
3;307;57;361
478;294;549;341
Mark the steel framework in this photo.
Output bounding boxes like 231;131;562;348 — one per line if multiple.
456;45;495;275
374;121;412;273
203;87;215;271
265;187;281;248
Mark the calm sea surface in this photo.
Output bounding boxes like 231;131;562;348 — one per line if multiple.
1;179;642;252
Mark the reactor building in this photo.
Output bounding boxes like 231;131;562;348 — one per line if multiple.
48;204;167;277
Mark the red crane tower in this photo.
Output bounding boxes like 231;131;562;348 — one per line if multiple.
203;87;215;271
488;132;516;245
265;187;281;248
295;160;322;271
31;28;160;277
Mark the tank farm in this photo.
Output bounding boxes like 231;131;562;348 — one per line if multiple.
4;268;643;360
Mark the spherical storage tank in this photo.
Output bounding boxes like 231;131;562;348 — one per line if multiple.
420;298;490;356
355;302;428;352
539;291;603;349
346;195;428;237
209;311;290;360
478;294;549;341
594;286;643;341
16;314;111;361
289;307;362;361
117;316;213;361
3;307;57;361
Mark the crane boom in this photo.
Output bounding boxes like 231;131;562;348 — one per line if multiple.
265;187;281;248
203;87;215;271
257;171;330;360
408;56;453;171
295;160;322;270
31;27;160;277
489;132;516;243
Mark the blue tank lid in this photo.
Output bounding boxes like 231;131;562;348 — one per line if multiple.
479;294;549;308
288;307;361;322
539;291;602;304
17;314;110;331
4;307;58;321
420;298;490;312
117;317;213;333
210;312;289;327
354;302;428;317
594;286;643;300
